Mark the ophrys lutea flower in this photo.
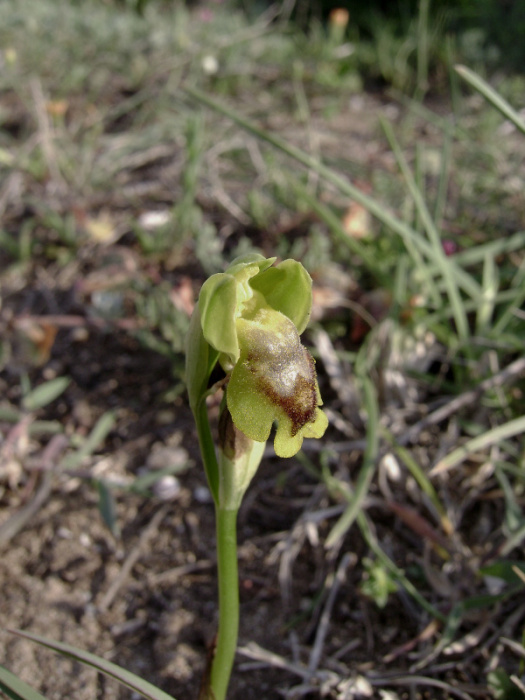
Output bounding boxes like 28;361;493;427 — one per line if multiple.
189;254;327;459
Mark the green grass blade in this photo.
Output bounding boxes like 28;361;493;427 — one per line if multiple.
298;448;445;621
8;630;177;700
0;406;21;422
476;251;498;334
455;65;525;137
434;128;452;229
356;509;446;622
380;116;470;343
325;376;379;548
0;665;48;700
424;286;522;339
388;437;453;535
388;87;468;140
493;262;525;336
184;87;456;284
22;377;71;412
414;143;424;233
288;177;382;276
495;465;522;532
405;145;442;306
441;230;525;268
415;0;430;98
60;411;116;470
96;479;120;537
500;521;525;558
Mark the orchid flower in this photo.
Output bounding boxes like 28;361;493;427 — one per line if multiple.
188;253;327;464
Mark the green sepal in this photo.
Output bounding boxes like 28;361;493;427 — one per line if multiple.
198;255;276;367
249;258;313;333
199;273;239;365
223;253;275;277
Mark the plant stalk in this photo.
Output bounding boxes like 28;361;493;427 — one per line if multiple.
209;506;239;700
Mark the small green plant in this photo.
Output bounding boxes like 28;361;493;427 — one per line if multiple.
360;556;399;609
186;253;327;698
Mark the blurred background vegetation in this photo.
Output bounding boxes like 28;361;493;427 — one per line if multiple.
105;0;525;73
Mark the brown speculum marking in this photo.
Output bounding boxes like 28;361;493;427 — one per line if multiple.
245;337;319;437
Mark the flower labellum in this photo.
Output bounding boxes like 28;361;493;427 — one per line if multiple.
228;308;327;458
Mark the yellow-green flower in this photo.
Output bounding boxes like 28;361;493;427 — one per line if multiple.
188;254;327;459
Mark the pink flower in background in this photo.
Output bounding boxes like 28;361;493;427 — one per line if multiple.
199;8;214;22
442;239;458;256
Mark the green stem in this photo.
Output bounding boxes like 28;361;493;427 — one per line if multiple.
210;507;239;700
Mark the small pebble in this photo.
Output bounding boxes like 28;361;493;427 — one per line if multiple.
153;475;181;501
193;486;212;504
79;532;91;547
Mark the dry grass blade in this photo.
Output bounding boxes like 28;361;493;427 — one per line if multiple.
313;329;358;410
368;673;478;700
400;356;525;446
500;637;525;660
29;77;66;191
237;642;340;688
0;472;53;547
308;552;353;675
430;415;525;476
